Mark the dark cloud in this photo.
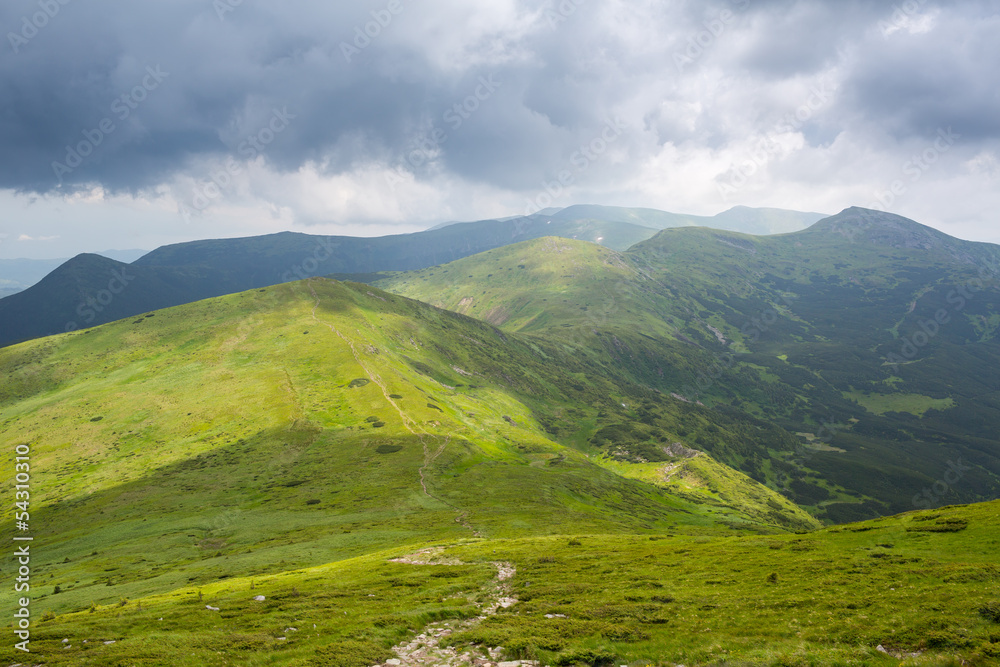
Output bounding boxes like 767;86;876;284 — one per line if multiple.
0;0;997;201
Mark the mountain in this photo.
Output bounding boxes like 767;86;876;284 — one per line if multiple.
0;273;997;665
428;204;828;236
372;208;1000;521
95;248;151;263
547;203;828;234
0;257;66;295
0;254;224;345
5;206;994;522
0;216;669;348
0;206;829;349
0;278;816;618
426;207;563;230
0;250;149;296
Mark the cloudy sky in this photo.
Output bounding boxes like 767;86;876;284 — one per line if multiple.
1;0;998;258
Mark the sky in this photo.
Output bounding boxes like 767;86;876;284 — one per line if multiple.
1;0;999;258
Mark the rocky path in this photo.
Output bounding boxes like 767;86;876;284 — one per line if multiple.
378;549;522;667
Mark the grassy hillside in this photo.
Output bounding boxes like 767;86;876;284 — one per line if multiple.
0;206;829;350
1;278;820;637
373;208;1000;521
0;217;655;348
1;267;998;665
550;204;827;235
4;500;998;666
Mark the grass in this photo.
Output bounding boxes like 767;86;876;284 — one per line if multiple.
2;278;807;632
5;501;999;666
843;391;956;417
372;215;1000;519
2;214;999;666
444;501;1000;666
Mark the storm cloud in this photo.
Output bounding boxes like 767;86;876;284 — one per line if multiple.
1;0;998;255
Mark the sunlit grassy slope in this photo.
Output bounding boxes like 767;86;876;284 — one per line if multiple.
3;501;998;666
1;270;998;666
0;279;817;627
373;209;1000;522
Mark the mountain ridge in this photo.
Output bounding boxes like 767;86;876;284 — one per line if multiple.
374;208;1000;521
0;205;825;348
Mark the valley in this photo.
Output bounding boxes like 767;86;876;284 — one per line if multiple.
1;208;998;666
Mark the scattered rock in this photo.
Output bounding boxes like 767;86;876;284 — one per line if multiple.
386;556;517;666
661;442;701;459
205;605;220;611
253;595;265;601
876;645;888;653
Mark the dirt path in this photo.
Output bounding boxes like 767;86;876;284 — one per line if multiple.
381;549;521;667
417;437;480;537
308;281;417;433
307;280;479;537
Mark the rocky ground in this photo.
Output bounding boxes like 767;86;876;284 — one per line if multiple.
377;549;523;667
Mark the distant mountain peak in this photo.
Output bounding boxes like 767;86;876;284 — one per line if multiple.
810;207;953;248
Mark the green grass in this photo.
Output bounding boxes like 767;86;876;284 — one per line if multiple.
843;391;956;417
6;501;999;666
2;278;808;633
444;500;1000;666
3;211;999;666
372;211;1000;519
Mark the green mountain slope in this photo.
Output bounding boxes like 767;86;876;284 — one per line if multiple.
550;204;828;234
0;217;656;348
2;254;998;666
373;208;1000;521
5;499;999;666
1;278;820;630
0;206;826;349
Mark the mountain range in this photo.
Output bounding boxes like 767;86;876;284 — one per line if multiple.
1;205;999;665
0;206;824;348
370;208;1000;521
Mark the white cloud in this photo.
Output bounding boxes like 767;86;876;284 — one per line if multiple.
1;0;999;255
17;234;61;242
